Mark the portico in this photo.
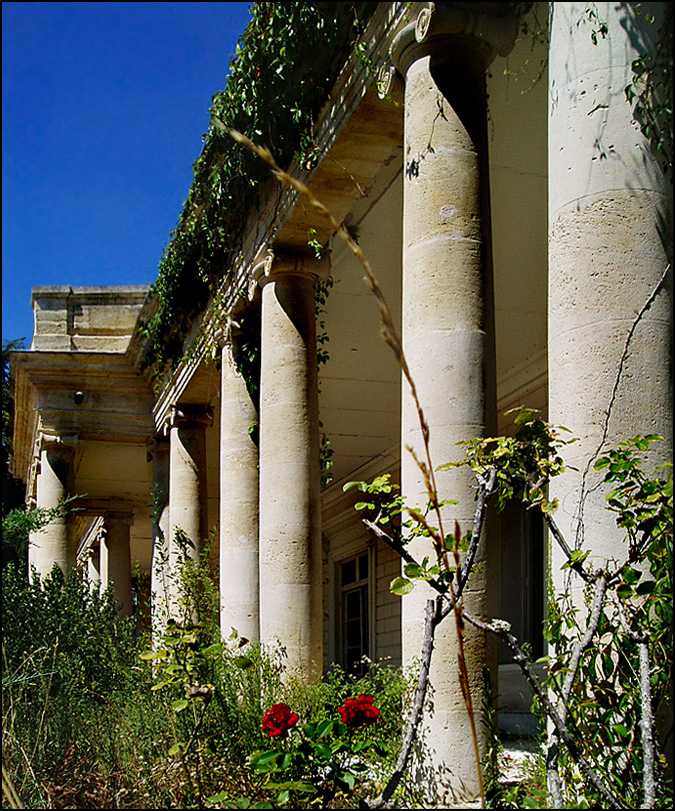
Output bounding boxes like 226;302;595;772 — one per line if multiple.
9;2;672;802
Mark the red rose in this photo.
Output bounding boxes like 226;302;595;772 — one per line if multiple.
261;702;299;739
337;694;380;728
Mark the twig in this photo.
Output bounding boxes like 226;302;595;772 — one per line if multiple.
546;573;608;805
456;467;498;599
615;605;658;808
363;598;441;809
544;513;592;582
463;606;628;810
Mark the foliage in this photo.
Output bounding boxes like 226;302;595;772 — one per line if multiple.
2;498;78;575
1;565;140;808
2;339;26;519
543;436;672;808
624;3;673;178
347;416;672;808
142;3;376;379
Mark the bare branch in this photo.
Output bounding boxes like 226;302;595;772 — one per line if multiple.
464;609;628;810
364;598;441;809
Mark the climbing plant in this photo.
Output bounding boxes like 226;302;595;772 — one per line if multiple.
141;3;376;380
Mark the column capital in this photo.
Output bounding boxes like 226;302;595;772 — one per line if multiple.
39;432;78;454
165;404;214;433
391;2;517;77
258;247;330;289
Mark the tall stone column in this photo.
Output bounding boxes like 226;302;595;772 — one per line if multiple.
219;334;260;642
258;249;329;677
100;512;134;618
167;405;213;590
148;437;171;639
392;3;516;799
28;434;77;579
548;3;672;594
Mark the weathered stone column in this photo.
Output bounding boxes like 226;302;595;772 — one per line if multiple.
86;544;101;591
548;3;672;595
219;333;260;642
148;437;171;638
258;249;329;677
28;434;77;579
392;3;516;799
167;405;213;583
100;512;134;618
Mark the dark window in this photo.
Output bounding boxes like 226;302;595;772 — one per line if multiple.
498;502;545;662
338;553;369;676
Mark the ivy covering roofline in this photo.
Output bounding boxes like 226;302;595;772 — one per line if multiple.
139;2;378;380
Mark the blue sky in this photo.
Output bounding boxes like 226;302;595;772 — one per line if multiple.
2;1;253;345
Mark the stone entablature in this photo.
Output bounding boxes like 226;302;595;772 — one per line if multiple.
31;285;150;352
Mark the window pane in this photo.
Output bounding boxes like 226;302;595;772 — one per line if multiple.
342;559;356;585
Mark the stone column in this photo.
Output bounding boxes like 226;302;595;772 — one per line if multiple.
219;333;260;642
100;512;134;618
548;3;672;596
148;437;171;638
28;434;77;579
258;249;329;677
167;405;213;580
392;3;516;799
86;544;101;591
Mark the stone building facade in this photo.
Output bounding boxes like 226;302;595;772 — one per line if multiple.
10;2;672;801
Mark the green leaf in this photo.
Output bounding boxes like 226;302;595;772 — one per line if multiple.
139;649;168;660
616;583;633;600
403;562;422;579
172;699;189;713
169;742;185;757
390;577;414;596
233;656;254;670
302;722;317;739
620;566;641;585
278;753;292;770
253;750;281;772
316;719;333;738
315;743;332;760
338;771;356;790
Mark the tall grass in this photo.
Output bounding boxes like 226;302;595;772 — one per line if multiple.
2;560;409;809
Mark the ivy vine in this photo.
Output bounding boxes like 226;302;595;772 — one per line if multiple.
624;3;673;180
141;2;377;379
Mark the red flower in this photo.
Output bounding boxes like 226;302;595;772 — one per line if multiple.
261;703;299;739
337;694;380;728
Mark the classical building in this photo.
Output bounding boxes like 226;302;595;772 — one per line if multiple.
10;2;672;801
